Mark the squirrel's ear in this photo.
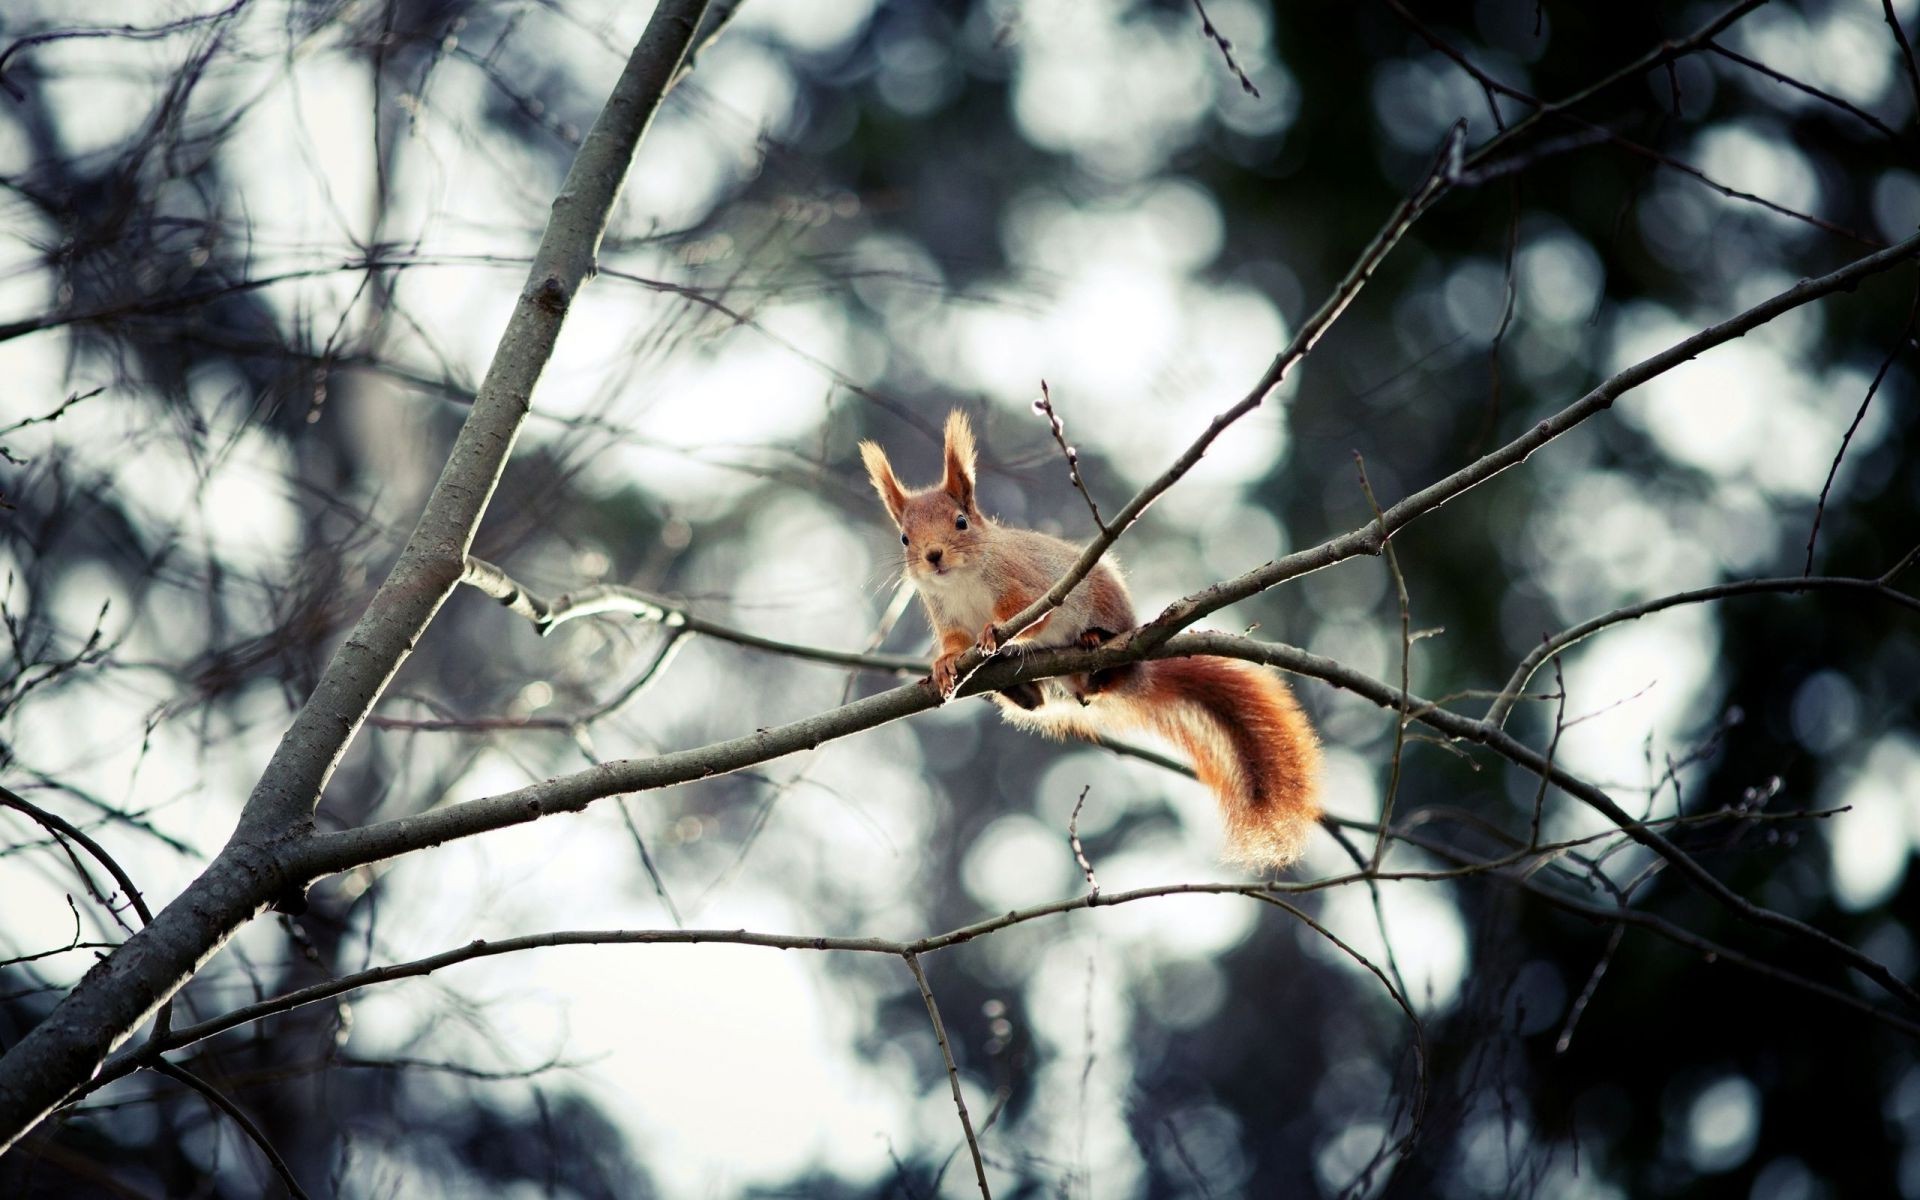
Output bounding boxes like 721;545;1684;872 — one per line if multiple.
940;409;976;511
859;440;910;525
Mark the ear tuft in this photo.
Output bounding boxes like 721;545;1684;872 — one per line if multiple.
859;440;910;525
941;409;976;511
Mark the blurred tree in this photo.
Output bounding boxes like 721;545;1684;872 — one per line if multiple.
0;0;1917;1197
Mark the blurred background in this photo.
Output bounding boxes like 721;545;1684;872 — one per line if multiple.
1;0;1917;1195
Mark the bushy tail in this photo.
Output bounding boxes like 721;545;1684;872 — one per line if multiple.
1116;657;1321;867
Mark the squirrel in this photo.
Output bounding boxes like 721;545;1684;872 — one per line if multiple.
859;409;1322;867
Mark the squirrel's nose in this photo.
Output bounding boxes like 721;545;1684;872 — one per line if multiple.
925;547;944;566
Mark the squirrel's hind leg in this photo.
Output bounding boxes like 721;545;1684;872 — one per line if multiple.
1073;627;1139;699
995;682;1045;710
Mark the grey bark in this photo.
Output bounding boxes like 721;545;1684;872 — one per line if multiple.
0;0;711;1152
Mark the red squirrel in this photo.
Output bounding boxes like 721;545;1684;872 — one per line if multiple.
860;410;1322;867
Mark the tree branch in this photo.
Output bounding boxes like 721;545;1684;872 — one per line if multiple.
1485;574;1919;730
92;805;1920;1105
970;121;1465;666
905;953;991;1199
0;785;153;929
459;554;925;674
1126;229;1920;649
0;0;714;1151
1169;631;1920;1010
290;233;1920;1015
148;1057;312;1200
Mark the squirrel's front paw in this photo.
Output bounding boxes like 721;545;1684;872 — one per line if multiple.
976;622;1002;654
931;653;962;696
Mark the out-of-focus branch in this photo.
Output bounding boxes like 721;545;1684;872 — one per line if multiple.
1885;0;1920;117
0;0;252;101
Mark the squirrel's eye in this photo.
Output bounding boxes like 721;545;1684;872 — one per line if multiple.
901;533;910;546
954;515;969;531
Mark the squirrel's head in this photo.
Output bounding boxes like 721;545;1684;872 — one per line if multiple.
859;409;988;584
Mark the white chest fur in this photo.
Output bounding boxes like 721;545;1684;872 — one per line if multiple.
912;567;999;637
912;565;1083;649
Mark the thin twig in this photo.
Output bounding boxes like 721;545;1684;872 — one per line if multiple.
1322;822;1412;1001
460;556;923;672
1190;0;1259;96
1167;631;1920;1010
1255;894;1428;1162
1389;0;1878;244
370;627;690;733
1033;381;1106;532
1487;574;1920;730
149;1057;312;1200
0;785;153;927
1555;926;1625;1055
1068;785;1099;895
1706;41;1905;143
1805;284;1918;575
904;953;990;1199
1138;230;1920;654
979;121;1466;659
1462;0;1768;173
1527;658;1568;849
0;387;104;448
1886;0;1920;118
1354;455;1412;871
1883;543;1920;585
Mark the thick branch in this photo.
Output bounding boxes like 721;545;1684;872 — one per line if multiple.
0;0;712;1151
298;599;1920;1010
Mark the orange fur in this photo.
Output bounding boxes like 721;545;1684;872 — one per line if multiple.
1118;658;1321;866
860;409;1322;867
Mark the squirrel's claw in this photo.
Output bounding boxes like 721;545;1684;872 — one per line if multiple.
977;622;1002;654
931;653;962;697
